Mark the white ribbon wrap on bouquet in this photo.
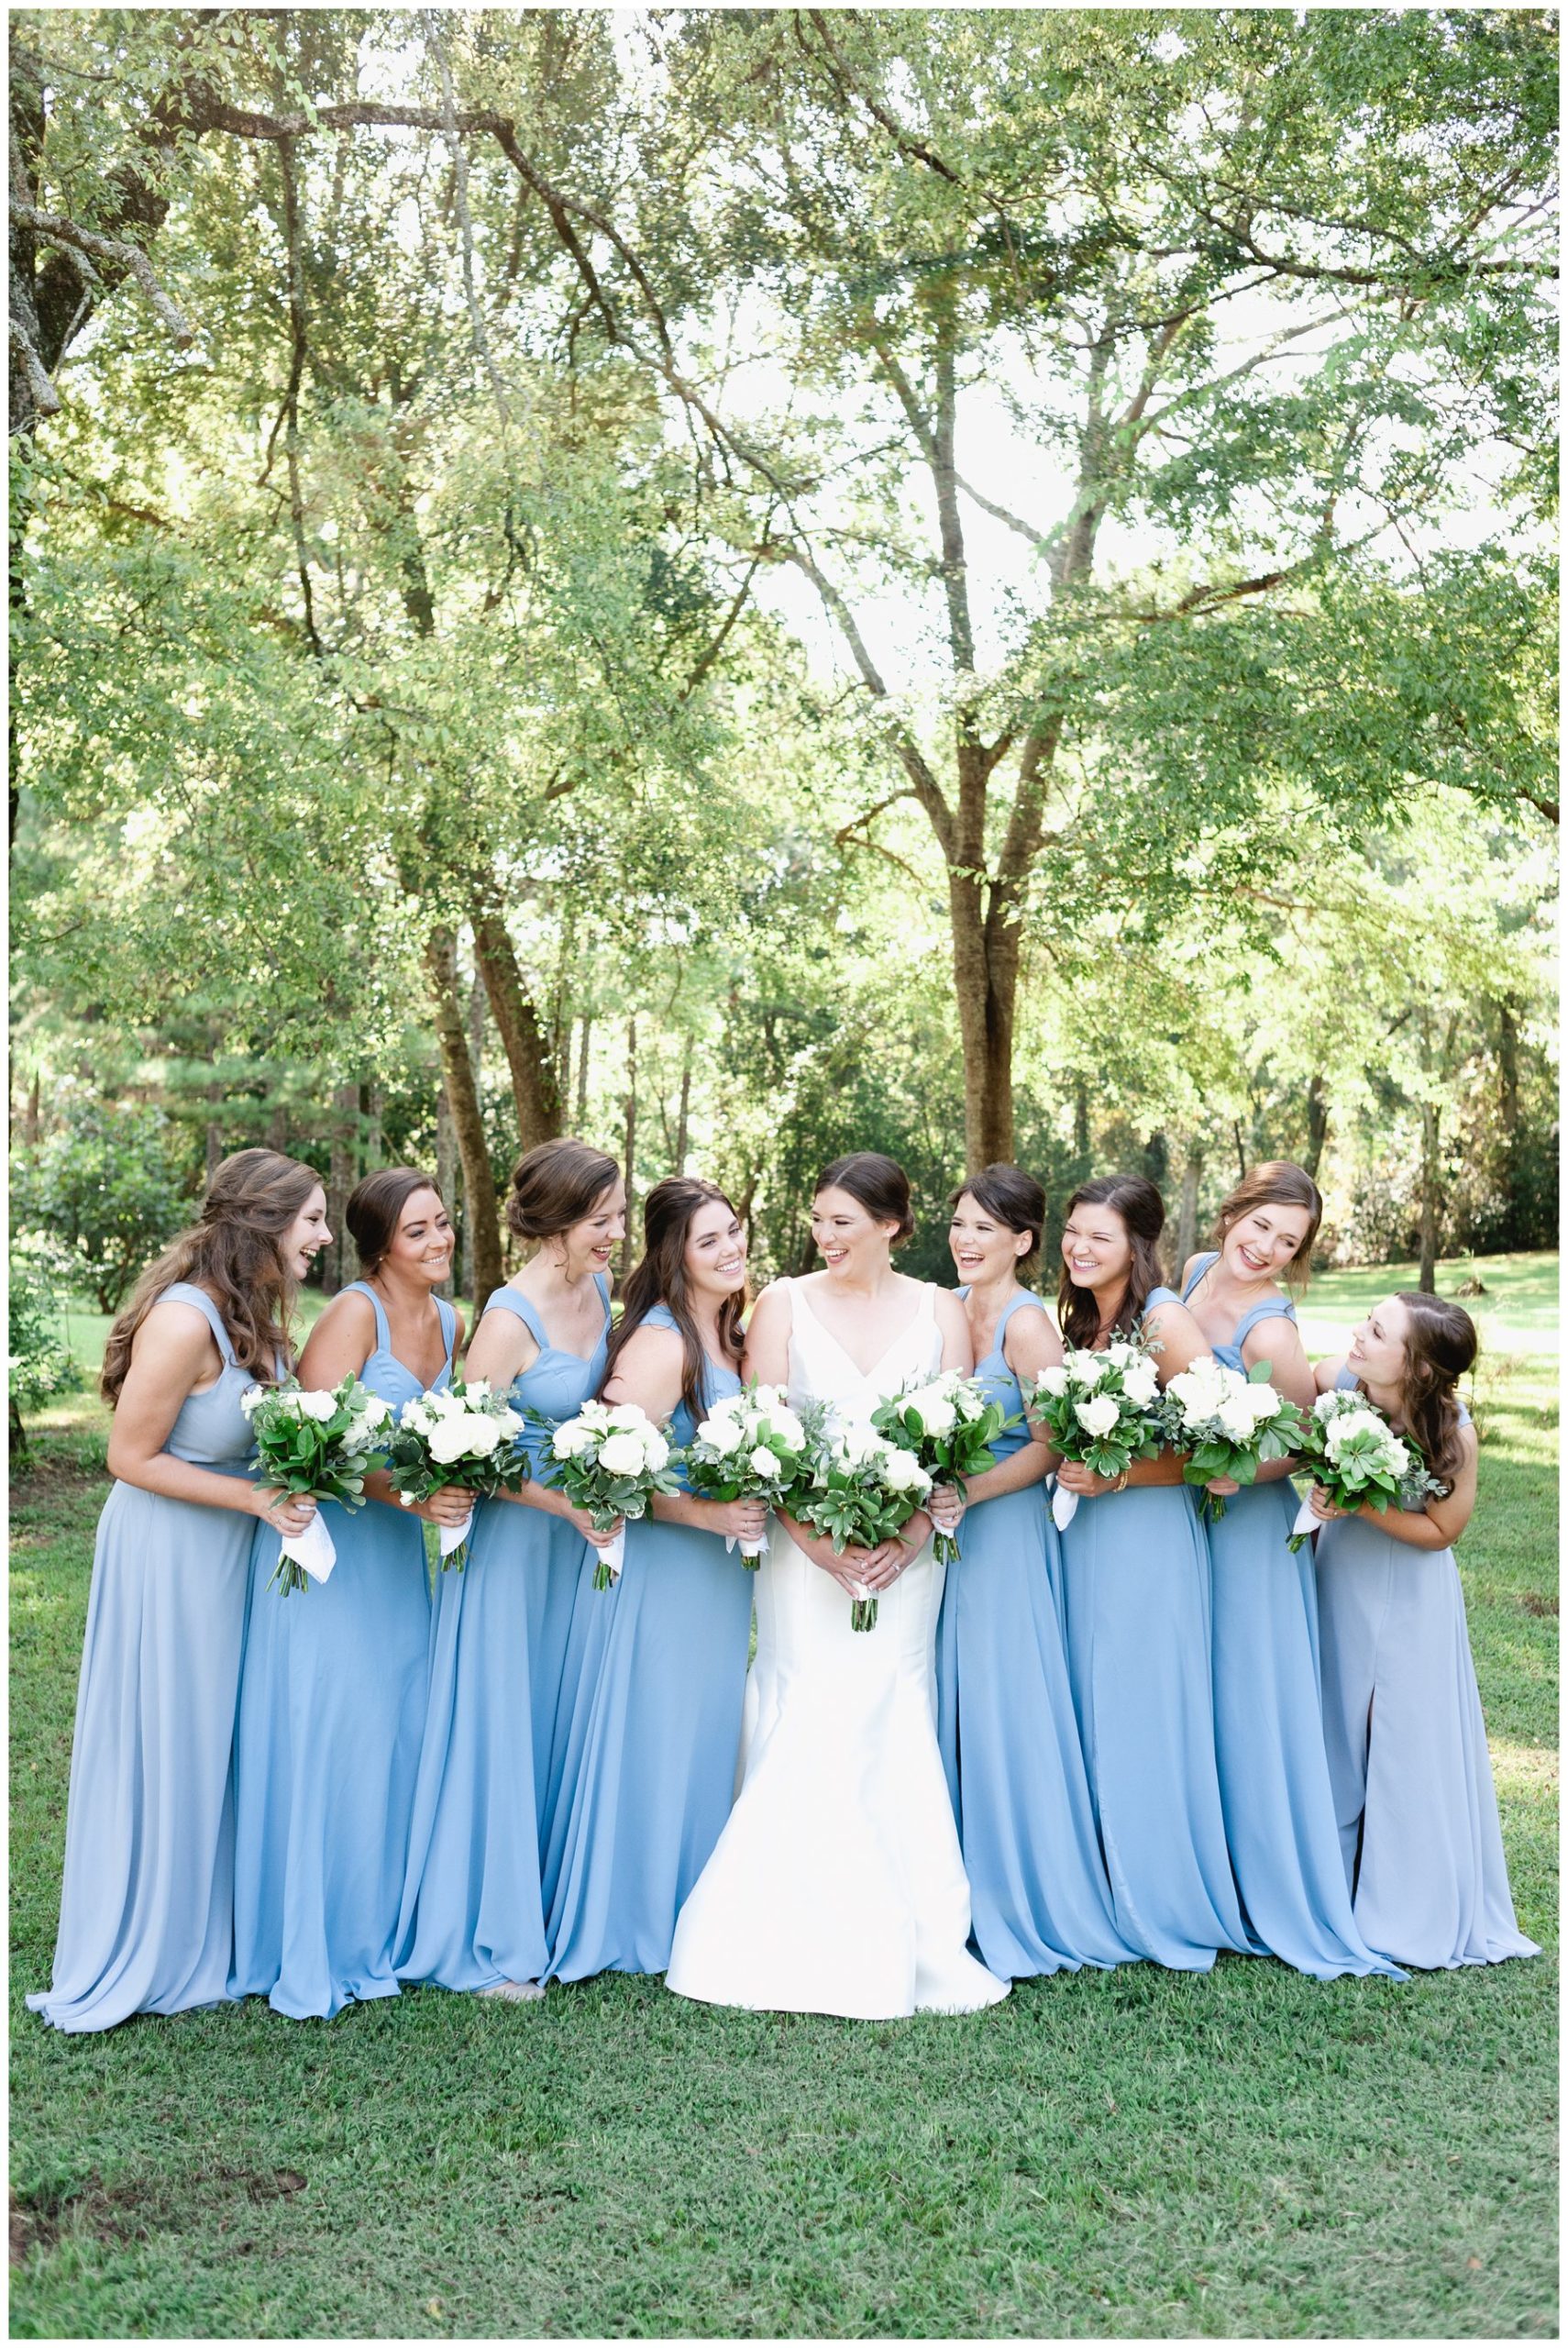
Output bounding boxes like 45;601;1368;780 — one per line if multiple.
440;1509;475;1561
1290;1496;1320;1545
281;1511;338;1584
596;1525;625;1583
724;1529;769;1560
1050;1478;1079;1532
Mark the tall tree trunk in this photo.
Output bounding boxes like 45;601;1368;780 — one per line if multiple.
1303;1074;1330;1180
950;872;1016;1166
471;907;563;1156
1072;1077;1090;1170
26;1069;40;1147
575;1016;591;1130
1418;1100;1441;1295
621;1016;638;1285
463;967;486;1302
1175;1152;1202;1270
268;1103;288;1152
435;1082;458;1301
361;1080;383;1170
425;925;502;1308
323;1077;358;1293
674;1032;693;1172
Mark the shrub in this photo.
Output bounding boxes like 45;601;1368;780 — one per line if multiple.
11;1088;198;1311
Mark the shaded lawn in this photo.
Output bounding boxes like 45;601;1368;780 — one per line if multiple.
10;1256;1557;2338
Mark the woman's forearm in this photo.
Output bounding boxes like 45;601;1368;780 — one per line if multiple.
1359;1501;1461;1550
961;1445;1052;1506
1125;1449;1190;1490
108;1450;260;1514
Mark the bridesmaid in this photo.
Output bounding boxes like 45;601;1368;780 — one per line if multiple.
231;1168;469;2020
1053;1174;1251;1971
543;1176;763;1982
934;1166;1137;1978
1180;1165;1401;1981
396;1139;624;1999
28;1149;328;2032
1310;1294;1539;1969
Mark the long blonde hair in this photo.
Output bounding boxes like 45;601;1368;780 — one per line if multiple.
100;1147;321;1404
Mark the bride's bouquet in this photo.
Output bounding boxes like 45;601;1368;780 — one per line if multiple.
1155;1355;1307;1522
385;1377;529;1569
1286;1388;1449;1550
869;1370;1013;1566
527;1399;681;1589
683;1379;811;1566
241;1375;393;1593
1025;1338;1165;1531
785;1418;933;1632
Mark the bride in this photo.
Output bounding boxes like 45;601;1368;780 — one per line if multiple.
667;1153;1010;2019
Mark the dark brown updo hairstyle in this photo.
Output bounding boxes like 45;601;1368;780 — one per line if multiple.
101;1147;321;1404
1387;1292;1478;1484
952;1163;1046;1279
505;1138;620;1245
815;1152;915;1246
348;1167;445;1274
1210;1160;1323;1293
598;1176;745;1422
1056;1173;1168;1351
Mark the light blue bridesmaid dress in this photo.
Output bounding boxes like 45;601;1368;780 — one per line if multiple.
1180;1256;1401;1982
395;1274;611;1991
230;1284;455;2020
543;1306;755;1981
1056;1286;1251;1971
1314;1372;1539;1970
935;1291;1138;1977
28;1285;260;2032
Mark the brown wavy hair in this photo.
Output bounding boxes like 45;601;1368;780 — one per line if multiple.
952;1163;1046;1279
599;1176;745;1423
815;1152;915;1246
505;1138;620;1244
1387;1291;1478;1483
348;1167;444;1273
101;1148;322;1405
1057;1174;1168;1351
1209;1160;1323;1294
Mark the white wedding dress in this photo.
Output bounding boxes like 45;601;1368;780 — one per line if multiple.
666;1279;1010;2019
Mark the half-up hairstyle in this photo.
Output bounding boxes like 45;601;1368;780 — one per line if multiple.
101;1147;321;1405
1390;1291;1477;1484
1056;1174;1168;1352
506;1138;620;1244
348;1167;444;1274
1210;1160;1322;1293
953;1163;1045;1279
815;1152;915;1246
599;1176;745;1423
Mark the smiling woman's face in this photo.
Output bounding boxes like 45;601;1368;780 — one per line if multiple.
811;1185;897;1278
684;1200;747;1301
1059;1201;1131;1295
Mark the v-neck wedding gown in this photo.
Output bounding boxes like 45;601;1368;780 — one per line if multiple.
666;1278;1010;2018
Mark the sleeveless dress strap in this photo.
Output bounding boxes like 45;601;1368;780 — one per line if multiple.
435;1295;458;1370
160;1281;237;1367
342;1279;392;1356
1231;1294;1297;1352
1143;1284;1182;1315
996;1289;1045;1338
482;1284;548;1350
593;1270;613;1328
1180;1250;1220;1303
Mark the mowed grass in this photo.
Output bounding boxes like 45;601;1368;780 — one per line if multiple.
10;1254;1558;2338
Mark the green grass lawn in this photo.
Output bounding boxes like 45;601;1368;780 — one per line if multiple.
11;1254;1558;2337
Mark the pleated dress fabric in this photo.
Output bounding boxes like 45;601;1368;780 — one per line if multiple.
395;1275;611;1993
229;1286;454;2019
934;1290;1138;1977
1314;1373;1539;1970
1056;1288;1251;1972
1181;1256;1403;1984
28;1284;261;2033
543;1306;755;1982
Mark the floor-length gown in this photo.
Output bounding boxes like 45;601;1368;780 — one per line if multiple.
29;1284;260;2032
395;1275;611;1992
230;1286;454;2019
543;1306;755;1980
935;1290;1138;1977
1056;1287;1251;1972
1181;1256;1403;1984
667;1279;1010;2019
1314;1372;1539;1970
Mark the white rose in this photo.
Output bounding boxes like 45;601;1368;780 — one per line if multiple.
606;1405;647;1433
906;1386;956;1436
463;1416;502;1458
428;1419;473;1465
462;1380;491;1405
362;1395;392;1427
1074;1394;1122;1439
882;1445;930;1493
1064;1349;1104;1386
240;1384;265;1417
1216;1399;1259;1444
1314;1390;1346;1420
598;1431;646;1477
552;1419;597;1459
699;1416;745;1456
1121;1360;1161;1408
579;1401;611;1427
1385;1434;1411;1474
1323;1409;1384;1458
494;1406;524;1438
643;1432;670;1473
1104;1341;1136;1368
1032;1365;1069;1399
767;1410;806;1451
298;1391;337;1423
343;1414;371;1450
748;1445;783;1480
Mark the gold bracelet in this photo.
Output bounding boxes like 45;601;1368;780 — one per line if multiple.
1113;1469;1131;1494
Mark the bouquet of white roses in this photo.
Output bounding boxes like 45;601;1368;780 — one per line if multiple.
1156;1355;1308;1522
683;1379;811;1567
1025;1337;1165;1531
384;1377;529;1569
869;1370;1014;1566
784;1418;933;1632
241;1375;393;1593
1286;1388;1449;1551
528;1398;682;1589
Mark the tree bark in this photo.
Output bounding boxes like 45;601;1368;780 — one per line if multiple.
575;1015;591;1129
462;966;486;1302
1175;1152;1202;1269
674;1032;693;1172
471;906;563;1156
324;1076;359;1293
1418;1099;1441;1294
950;869;1017;1167
425;925;502;1308
621;1016;637;1285
1303;1075;1330;1180
435;1082;458;1301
